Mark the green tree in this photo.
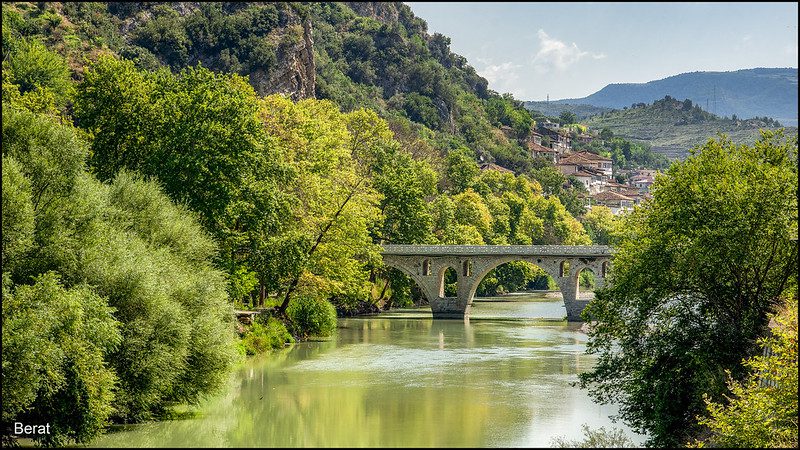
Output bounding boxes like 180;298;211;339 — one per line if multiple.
580;206;618;245
579;131;798;447
445;147;480;193
3;103;238;428
559;110;577;125
75;56;290;303
691;295;798;448
260;96;382;316
2;273;121;447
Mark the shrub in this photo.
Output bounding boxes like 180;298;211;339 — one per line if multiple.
286;296;337;338
239;315;294;355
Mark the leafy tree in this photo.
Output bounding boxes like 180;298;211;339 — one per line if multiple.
580;206;619;245
2;272;120;447
3;37;73;110
2;103;238;431
444;147;480;193
559;110;577;125
260;97;383;315
691;295;798;448
75;56;290;303
579;131;798;447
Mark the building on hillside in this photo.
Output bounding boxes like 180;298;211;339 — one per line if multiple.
590;190;636;215
479;162;514;175
530;130;544;146
528;141;558;163
558;151;613;177
630;174;655;192
538;126;572;154
634;168;659;178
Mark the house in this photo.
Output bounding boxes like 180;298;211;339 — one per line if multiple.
528;141;557;163
630;174;655;192
479;162;514;175
537;126;572;154
590;190;636;215
558;151;613;177
530;131;544;146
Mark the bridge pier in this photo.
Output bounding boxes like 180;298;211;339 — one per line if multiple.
430;297;471;319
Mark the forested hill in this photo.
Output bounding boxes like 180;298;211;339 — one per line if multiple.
2;1;538;171
554;68;798;126
583;95;793;160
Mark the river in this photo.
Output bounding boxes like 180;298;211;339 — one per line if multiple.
89;293;645;447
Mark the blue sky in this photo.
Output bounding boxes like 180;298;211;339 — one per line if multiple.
405;2;799;101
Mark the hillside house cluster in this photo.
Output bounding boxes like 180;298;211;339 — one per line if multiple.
522;122;658;215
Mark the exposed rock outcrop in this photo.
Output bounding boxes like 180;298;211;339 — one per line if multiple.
252;18;316;100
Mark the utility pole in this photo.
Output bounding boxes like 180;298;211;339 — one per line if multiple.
713;85;716;115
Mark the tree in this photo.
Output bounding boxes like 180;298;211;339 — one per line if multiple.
75;56;291;303
259;97;383;316
559;110;577;125
691;295;798;448
444;147;480;193
580;206;618;245
2;103;238;431
579;131;798;447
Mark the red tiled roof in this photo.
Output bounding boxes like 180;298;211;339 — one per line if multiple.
479;163;514;174
527;141;556;153
592;190;634;202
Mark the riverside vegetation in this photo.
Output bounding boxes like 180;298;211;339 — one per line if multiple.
2;2;797;448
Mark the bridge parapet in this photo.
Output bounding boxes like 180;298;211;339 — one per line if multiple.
381;244;613;257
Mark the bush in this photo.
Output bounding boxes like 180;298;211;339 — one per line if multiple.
239;315;294;355
286;296;337;338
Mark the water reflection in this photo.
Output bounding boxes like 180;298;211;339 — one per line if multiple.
90;294;644;448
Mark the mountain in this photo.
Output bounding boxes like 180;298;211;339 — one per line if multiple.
553;68;798;126
2;1;542;172
583;95;793;160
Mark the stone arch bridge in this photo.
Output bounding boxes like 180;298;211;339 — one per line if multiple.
381;245;613;321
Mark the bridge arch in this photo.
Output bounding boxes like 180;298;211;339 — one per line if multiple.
464;256;560;302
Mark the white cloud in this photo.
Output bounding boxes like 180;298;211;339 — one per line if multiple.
532;29;604;73
477;61;522;86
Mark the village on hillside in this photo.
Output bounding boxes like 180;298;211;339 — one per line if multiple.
482;119;658;215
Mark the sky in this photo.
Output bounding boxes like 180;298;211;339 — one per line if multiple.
405;2;799;101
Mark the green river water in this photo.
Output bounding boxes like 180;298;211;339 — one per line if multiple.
89;293;645;447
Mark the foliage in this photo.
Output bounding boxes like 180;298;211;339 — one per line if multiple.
579;131;798;447
584;95;791;161
1;155;34;270
580;206;619;245
2;104;238;437
691;295;798;448
286;296;338;339
550;424;636;448
238;315;294;356
75;56;290;304
2;272;120;447
259;96;383;315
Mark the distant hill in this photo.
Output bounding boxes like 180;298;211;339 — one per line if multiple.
584;95;795;160
554;68;798;126
522;101;611;120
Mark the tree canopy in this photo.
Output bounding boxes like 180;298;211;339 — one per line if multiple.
579;131;798;447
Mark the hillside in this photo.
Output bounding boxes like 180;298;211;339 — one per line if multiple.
522;101;611;121
584;95;794;159
555;68;798;126
1;1;539;172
